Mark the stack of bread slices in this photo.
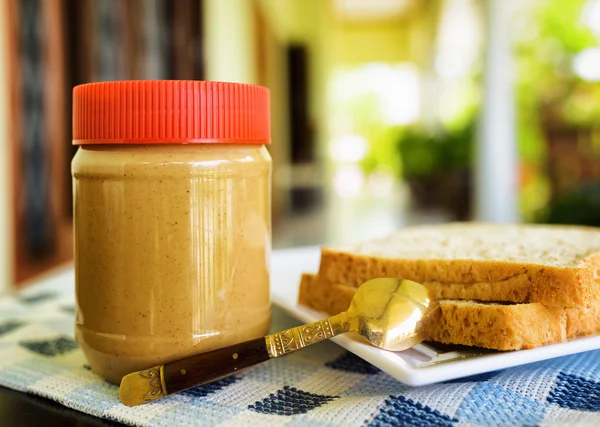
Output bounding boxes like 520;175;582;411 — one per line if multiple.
298;222;600;350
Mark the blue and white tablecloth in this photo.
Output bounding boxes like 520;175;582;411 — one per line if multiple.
0;265;599;426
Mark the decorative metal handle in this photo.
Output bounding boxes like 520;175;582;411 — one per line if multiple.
119;313;350;406
265;313;349;358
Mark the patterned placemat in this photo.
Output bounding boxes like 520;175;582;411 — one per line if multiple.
0;270;599;426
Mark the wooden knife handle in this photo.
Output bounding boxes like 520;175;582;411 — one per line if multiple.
163;337;269;395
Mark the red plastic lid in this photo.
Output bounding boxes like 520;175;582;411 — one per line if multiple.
72;80;270;144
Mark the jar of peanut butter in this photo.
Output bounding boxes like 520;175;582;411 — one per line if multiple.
72;81;272;384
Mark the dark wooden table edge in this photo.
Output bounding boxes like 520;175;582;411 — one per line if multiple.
0;385;125;427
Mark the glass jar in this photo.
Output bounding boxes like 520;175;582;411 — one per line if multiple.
72;81;272;384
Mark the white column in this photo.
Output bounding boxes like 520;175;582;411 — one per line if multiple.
474;0;520;223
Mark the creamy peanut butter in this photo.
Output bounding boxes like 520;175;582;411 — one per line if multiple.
73;144;272;384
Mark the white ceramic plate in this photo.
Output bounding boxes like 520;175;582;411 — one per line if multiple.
270;246;600;386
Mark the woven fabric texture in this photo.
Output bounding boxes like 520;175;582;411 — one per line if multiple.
1;272;599;426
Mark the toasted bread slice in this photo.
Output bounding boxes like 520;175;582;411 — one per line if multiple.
316;223;600;307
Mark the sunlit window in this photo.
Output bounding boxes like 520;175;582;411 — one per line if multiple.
326;62;421;199
329;62;420;127
581;0;600;34
573;47;600;81
329;134;369;163
333;165;365;199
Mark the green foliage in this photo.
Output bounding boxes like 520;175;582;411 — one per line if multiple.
545;186;600;226
513;0;600;223
514;0;600;128
359;126;402;177
534;0;597;53
396;120;475;179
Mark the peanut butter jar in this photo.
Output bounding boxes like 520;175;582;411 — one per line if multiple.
71;81;272;384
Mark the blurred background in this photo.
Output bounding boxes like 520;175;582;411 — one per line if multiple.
0;0;599;292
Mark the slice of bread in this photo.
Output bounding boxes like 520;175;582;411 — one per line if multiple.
432;300;566;350
298;273;600;351
316;223;600;307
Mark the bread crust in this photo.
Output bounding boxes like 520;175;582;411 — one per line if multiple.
298;273;352;315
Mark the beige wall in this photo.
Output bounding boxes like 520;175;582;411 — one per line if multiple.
265;0;331;188
333;21;411;65
203;0;257;84
255;1;291;222
203;0;293;221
